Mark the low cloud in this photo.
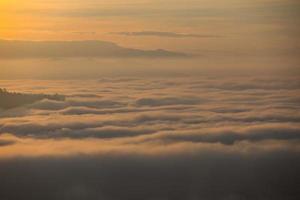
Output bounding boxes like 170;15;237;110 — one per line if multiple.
72;31;96;35
0;76;299;199
135;96;203;107
0;141;299;200
0;139;15;147
111;31;220;38
137;124;300;145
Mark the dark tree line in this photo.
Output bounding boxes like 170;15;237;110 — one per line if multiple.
0;88;65;109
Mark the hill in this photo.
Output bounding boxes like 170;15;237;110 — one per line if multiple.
0;88;65;110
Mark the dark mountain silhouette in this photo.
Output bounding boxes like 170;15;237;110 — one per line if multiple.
0;88;65;110
0;40;188;58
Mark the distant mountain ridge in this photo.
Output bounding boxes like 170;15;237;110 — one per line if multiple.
0;40;188;58
0;88;65;110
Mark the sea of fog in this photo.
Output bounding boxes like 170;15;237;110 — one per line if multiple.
0;76;299;200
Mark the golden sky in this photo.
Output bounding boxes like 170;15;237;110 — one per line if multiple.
0;2;300;198
0;0;299;78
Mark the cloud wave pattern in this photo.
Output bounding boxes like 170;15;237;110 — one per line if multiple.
0;76;299;199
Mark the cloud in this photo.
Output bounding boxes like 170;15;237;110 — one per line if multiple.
0;76;299;199
72;31;96;35
1;77;299;140
111;31;220;38
136;124;300;145
0;139;15;147
0;40;187;59
59;126;157;139
0;141;299;200
30;99;67;110
135;96;203;107
29;98;126;111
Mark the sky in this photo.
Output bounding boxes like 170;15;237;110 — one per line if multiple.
0;0;299;78
0;1;300;199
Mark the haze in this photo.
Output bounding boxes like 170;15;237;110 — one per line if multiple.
0;0;299;78
0;1;299;200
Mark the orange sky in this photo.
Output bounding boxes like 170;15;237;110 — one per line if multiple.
0;0;299;78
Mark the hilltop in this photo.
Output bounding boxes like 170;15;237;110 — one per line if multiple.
0;88;65;110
